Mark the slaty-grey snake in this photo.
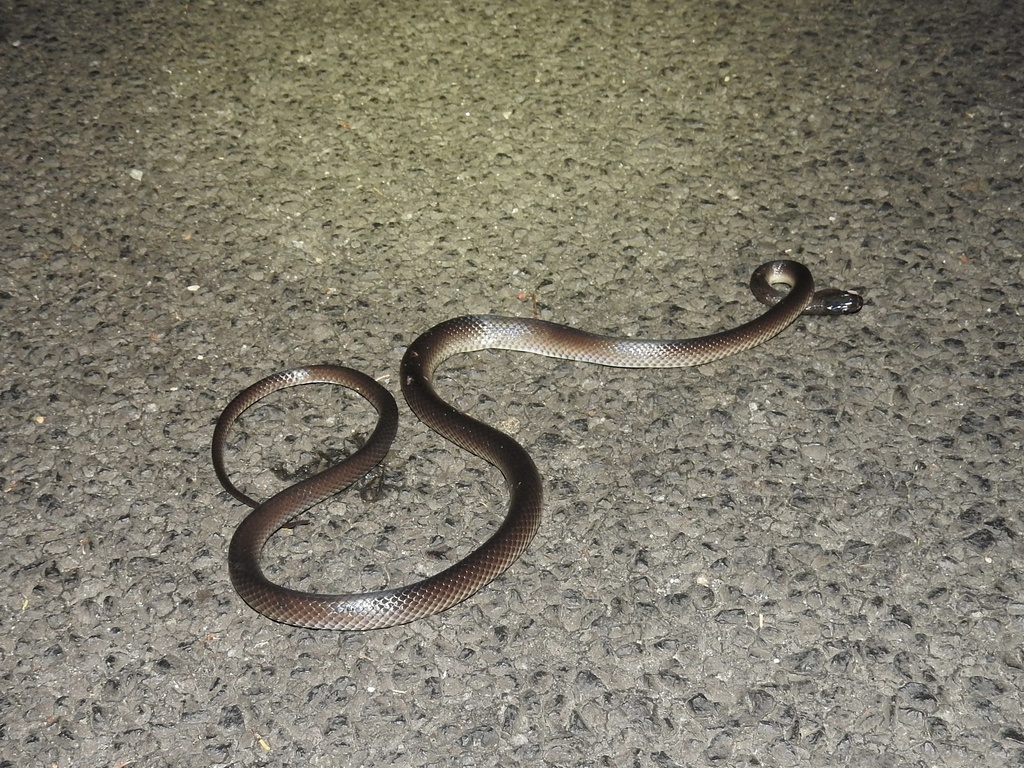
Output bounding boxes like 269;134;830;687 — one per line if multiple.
213;260;862;629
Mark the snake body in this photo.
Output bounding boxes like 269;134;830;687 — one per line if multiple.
214;260;861;629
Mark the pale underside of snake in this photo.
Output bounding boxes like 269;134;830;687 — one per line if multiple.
213;260;862;630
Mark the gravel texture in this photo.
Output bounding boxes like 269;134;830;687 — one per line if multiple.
2;0;1023;765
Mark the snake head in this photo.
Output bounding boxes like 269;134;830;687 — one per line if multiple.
807;288;864;316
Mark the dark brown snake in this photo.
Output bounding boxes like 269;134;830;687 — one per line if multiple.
213;260;862;630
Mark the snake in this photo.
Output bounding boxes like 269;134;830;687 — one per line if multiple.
213;260;862;630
